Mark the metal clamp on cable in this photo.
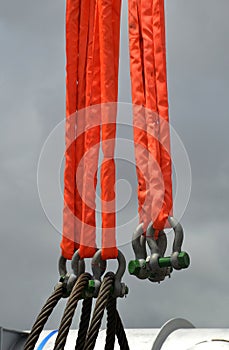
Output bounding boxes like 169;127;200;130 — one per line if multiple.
92;249;128;298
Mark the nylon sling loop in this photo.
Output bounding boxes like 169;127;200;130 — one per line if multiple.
78;0;101;258
61;0;95;259
61;0;80;259
128;0;173;237
79;0;121;260
78;0;99;258
61;0;121;260
99;0;121;260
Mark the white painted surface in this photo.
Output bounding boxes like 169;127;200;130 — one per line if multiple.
161;329;229;350
35;329;229;349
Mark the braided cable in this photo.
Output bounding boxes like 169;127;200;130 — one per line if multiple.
105;296;117;350
83;272;115;350
24;283;63;350
54;273;91;350
75;297;93;350
115;309;130;350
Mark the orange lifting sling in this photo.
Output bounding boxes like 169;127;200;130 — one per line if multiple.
61;0;172;259
61;0;121;260
128;0;173;237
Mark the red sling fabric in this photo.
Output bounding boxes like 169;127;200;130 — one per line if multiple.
61;0;121;260
98;0;121;259
79;0;100;258
128;0;173;236
61;0;171;259
61;0;80;259
153;0;173;230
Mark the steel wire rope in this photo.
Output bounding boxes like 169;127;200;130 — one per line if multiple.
54;272;91;350
24;283;64;350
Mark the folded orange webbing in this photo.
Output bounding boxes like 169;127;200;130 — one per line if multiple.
61;0;80;260
79;0;121;260
153;0;173;229
61;0;95;259
79;0;100;258
61;0;121;260
128;0;173;236
99;0;121;260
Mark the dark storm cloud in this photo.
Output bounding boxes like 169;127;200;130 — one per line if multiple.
1;0;229;331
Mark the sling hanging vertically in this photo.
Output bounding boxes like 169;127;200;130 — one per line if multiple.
61;0;122;261
128;0;173;234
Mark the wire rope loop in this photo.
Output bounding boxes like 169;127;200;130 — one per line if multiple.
23;284;63;350
53;273;91;350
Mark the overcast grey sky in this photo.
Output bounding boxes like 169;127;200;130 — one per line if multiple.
1;0;229;333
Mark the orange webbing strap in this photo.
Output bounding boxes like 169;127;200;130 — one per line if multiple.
112;0;122;96
61;0;121;259
128;0;173;236
72;0;121;260
152;0;173;229
99;0;121;260
61;0;80;260
140;0;166;232
128;0;150;231
79;0;100;258
61;0;95;259
74;0;91;252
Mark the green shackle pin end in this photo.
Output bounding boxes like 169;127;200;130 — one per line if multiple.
128;252;190;276
128;259;146;276
158;251;190;269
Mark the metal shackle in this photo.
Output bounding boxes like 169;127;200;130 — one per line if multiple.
57;256;72;297
132;223;147;260
113;250;127;298
130;223;148;279
57;252;86;296
59;249;86;293
91;249;107;297
58;253;85;278
146;222;161;273
58;256;68;277
92;249;127;298
146;222;172;283
168;216;185;270
168;216;184;253
91;249;107;281
71;250;86;277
